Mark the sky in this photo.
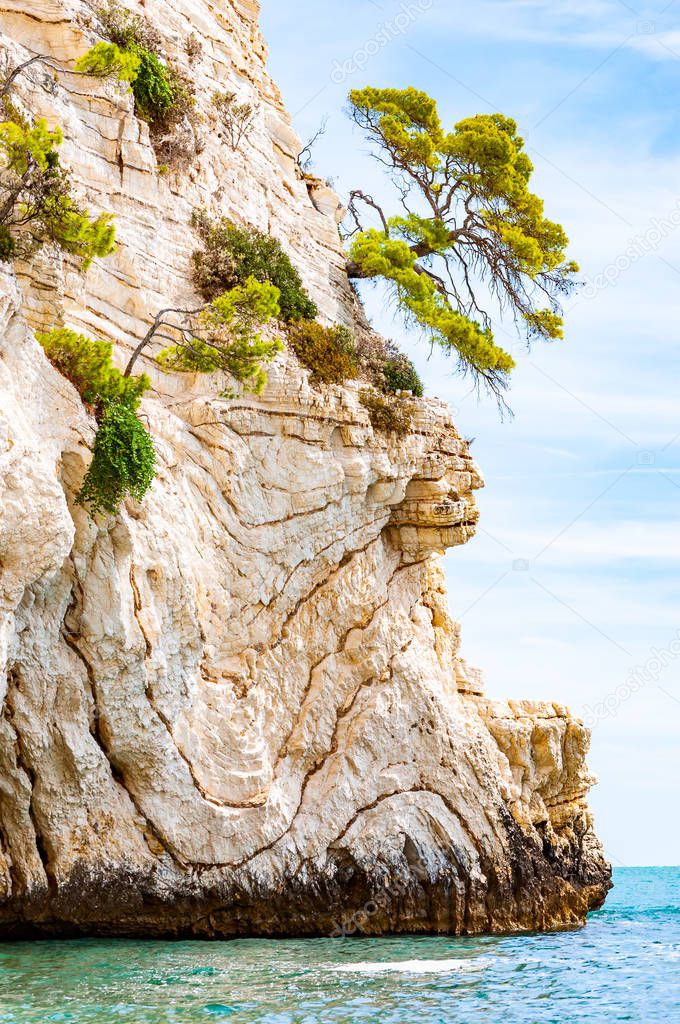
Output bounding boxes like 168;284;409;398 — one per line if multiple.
259;0;680;867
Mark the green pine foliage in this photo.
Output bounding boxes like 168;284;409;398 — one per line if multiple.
76;400;156;517
155;277;283;395
286;320;358;385
350;227;513;383
0;118;116;268
347;87;579;399
74;41;140;83
37;327;154;517
45;200;116;268
0;117;62;171
191;213;318;322
36;328;149;408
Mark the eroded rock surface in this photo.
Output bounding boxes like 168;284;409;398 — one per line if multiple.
0;0;610;937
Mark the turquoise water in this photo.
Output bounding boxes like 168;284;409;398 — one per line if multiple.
0;868;678;1023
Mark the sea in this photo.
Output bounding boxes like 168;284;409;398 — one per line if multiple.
0;867;678;1023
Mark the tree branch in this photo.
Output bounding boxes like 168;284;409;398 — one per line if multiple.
123;307;203;376
297;116;328;172
0;55;53;99
0;53;116;100
347;190;388;233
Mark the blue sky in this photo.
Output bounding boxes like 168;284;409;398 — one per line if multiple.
260;0;680;866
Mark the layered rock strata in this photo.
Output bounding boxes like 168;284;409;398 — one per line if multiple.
0;0;610;937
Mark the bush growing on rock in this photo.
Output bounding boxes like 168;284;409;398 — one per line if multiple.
36;327;154;516
212;90;257;151
94;0;162;51
94;0;197;166
380;353;423;397
38;276;283;518
36;327;149;408
359;388;415;436
76;400;156;517
127;47;175;122
185;33;203;63
191;212;318;322
126;48;195;144
286;320;358;386
353;331;425;400
0;224;15;260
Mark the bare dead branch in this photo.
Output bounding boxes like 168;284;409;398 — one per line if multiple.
346;190;388;233
297;116;328;172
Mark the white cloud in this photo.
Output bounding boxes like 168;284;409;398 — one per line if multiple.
468;520;680;565
426;0;680;60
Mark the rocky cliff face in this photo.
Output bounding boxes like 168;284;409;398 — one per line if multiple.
0;0;610;937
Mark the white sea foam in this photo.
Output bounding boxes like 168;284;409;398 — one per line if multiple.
329;958;488;975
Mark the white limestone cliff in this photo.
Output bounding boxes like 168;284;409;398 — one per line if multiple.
0;0;610;937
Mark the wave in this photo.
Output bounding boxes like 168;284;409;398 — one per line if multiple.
329;958;489;975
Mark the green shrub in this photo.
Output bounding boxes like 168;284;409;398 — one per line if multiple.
212;90;256;150
381;353;424;397
36;327;149;408
94;1;162;52
94;1;196;164
0;224;15;261
286;320;358;385
155;277;282;395
359;389;415;436
0;118;116;268
74;41;140;83
191;213;318;322
128;46;175;122
92;2;172;124
76;400;156;517
37;326;154;517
